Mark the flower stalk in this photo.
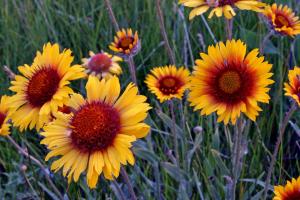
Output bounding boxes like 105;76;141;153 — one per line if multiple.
263;101;297;199
112;180;127;200
104;0;138;86
7;135;63;200
120;167;138;200
169;100;179;165
104;0;120;31
259;31;274;54
201;15;217;43
127;56;138;86
231;118;245;200
225;18;233;40
3;65;15;79
155;0;176;65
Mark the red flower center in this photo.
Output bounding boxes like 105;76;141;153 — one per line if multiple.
26;68;60;107
283;190;300;200
158;76;183;95
218;71;241;94
210;62;256;104
275;13;291;28
217;0;237;6
58;105;72;114
88;53;112;73
118;36;134;50
70;102;121;152
0;112;6;128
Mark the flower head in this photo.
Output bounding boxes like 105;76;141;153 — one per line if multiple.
41;76;151;188
109;28;140;58
145;65;190;103
0;96;11;136
273;176;300;200
189;40;274;124
263;4;300;37
179;0;265;20
284;67;300;106
9;43;86;131
82;51;122;79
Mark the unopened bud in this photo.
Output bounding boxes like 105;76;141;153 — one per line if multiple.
193;126;203;134
20;165;27;172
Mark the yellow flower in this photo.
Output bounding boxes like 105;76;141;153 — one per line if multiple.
263;4;300;37
41;76;151;188
9;43;86;131
273;176;300;200
145;65;190;103
0;96;11;136
189;39;274;124
284;67;300;106
109;28;140;57
179;0;265;20
82;51;122;79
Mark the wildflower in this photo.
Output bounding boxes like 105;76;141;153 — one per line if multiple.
179;0;265;20
273;176;300;200
263;4;300;37
109;28;140;58
9;43;85;131
284;67;300;105
41;76;151;188
189;39;274;124
0;96;11;136
82;51;122;79
145;65;190;102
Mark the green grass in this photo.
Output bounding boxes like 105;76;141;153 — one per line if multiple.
0;0;300;199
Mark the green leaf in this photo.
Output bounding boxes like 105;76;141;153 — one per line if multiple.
186;134;202;171
156;110;183;138
161;162;188;182
263;39;280;55
289;121;300;137
133;147;160;164
211;149;230;175
37;182;60;200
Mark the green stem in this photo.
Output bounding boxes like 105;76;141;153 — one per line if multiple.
127;56;138;87
225;18;233;40
155;0;176;65
231;119;243;200
103;0;120;31
259;31;273;54
120;167;137;200
169;100;179;165
263;101;297;199
7;135;63;200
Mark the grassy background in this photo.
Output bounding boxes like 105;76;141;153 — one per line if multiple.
0;0;300;199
